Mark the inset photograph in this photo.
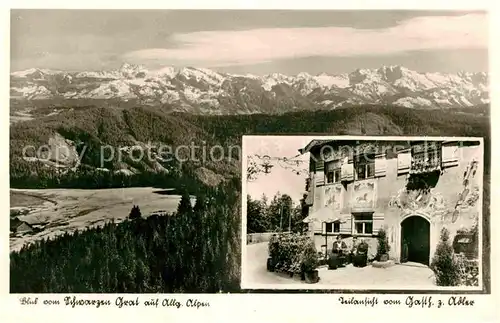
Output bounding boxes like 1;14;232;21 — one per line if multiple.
242;136;484;290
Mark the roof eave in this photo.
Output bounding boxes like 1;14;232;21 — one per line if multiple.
298;140;330;155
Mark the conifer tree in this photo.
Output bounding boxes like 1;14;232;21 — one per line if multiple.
376;228;390;260
129;205;142;220
177;191;193;216
431;228;461;286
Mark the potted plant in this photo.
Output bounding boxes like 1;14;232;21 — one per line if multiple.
267;257;275;272
301;240;319;284
376;228;390;262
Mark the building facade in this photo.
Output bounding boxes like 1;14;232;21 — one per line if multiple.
300;139;482;265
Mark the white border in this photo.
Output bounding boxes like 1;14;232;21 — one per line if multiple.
241;135;485;291
4;1;493;9
2;4;498;323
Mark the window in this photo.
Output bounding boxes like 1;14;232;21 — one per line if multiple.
325;160;341;184
411;142;442;173
353;213;373;235
325;222;340;233
326;169;341;183
354;155;375;180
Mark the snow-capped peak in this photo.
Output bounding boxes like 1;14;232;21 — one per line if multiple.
149;66;177;79
10;64;489;113
11;68;41;78
296;72;312;79
177;67;226;86
10;67;61;79
118;63;147;79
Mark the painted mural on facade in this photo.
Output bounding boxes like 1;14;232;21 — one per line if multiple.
352;181;375;211
324;185;342;210
302;139;482;269
388;158;481;224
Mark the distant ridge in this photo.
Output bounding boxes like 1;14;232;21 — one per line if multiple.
10;64;489;115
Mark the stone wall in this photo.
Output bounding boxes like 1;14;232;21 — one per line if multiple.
247;232;287;245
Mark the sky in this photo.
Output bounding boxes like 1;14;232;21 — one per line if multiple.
10;10;488;75
245;136;317;204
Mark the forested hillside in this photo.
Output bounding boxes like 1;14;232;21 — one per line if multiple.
10;104;490;191
10;180;241;293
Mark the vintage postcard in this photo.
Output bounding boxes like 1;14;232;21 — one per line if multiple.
242;136;486;291
3;6;496;323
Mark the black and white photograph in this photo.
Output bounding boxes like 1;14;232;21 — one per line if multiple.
7;8;491;298
242;136;486;290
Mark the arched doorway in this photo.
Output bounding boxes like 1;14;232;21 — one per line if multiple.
400;216;430;265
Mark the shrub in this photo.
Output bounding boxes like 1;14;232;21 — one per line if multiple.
267;233;317;274
268;234;280;260
300;239;319;273
376;228;390;260
455;254;479;286
431;228;461;286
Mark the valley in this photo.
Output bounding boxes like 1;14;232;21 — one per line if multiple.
10;187;194;252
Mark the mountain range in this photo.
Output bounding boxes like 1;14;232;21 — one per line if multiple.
10;64;489;114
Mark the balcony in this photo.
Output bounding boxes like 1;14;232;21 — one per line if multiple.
409;142;442;175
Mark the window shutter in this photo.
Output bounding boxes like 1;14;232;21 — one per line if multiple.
442;144;459;168
372;213;385;235
309;158;316;172
397;150;411;175
340;215;352;234
374;154;387;177
316;160;325;171
315;172;324;186
341;163;354;182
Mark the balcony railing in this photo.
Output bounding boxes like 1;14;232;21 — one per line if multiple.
410;142;442;174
